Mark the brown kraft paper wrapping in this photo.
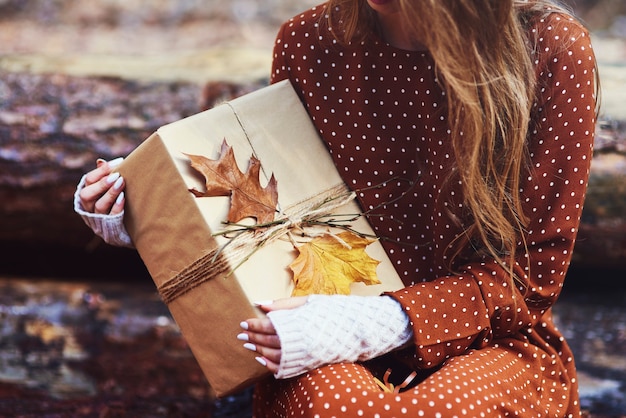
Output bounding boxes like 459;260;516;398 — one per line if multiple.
117;80;404;397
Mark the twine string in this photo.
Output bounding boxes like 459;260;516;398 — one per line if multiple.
156;183;355;304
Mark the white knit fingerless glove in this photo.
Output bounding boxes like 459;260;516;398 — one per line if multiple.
267;294;413;379
73;174;133;248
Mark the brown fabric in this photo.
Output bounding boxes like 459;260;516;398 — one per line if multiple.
256;4;598;417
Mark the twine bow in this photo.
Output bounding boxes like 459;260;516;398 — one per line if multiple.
157;183;357;304
374;369;418;394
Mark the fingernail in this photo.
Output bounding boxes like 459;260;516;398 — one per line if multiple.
243;343;257;352
255;357;267;367
108;157;124;168
106;172;120;184
253;300;274;306
96;158;106;167
113;176;124;190
239;321;249;330
236;333;249;342
115;191;125;206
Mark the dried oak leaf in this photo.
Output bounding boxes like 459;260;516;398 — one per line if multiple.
289;231;381;296
186;139;278;224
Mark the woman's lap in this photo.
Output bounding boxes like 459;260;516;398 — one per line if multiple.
253;345;547;417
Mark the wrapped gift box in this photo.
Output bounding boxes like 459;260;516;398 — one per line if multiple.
117;80;404;397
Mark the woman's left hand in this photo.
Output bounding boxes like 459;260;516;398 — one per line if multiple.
239;296;308;374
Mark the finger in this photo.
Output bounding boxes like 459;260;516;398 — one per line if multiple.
243;343;281;366
109;191;125;216
83;166;109;188
84;157;123;186
254;296;309;312
93;174;125;215
81;172;119;206
254;356;280;374
79;157;125;212
238;329;281;349
241;317;276;335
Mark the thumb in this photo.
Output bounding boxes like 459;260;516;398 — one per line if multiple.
255;296;309;312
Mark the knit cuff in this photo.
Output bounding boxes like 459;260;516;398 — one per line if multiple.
267;294;413;379
73;174;134;248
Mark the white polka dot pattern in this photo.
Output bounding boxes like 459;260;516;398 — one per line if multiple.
256;4;597;417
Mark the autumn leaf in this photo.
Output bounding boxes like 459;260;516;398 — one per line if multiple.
186;139;278;224
289;231;381;296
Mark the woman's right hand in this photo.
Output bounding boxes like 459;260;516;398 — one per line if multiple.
78;157;126;215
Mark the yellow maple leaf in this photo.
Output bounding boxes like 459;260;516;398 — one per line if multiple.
289;232;382;296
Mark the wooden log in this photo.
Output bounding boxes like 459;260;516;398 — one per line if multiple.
0;71;262;278
1;69;624;276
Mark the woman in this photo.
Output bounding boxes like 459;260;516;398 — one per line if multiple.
76;0;598;416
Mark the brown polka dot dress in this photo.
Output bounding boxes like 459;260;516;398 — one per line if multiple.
254;4;597;417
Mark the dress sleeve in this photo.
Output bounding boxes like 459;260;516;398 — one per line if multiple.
386;15;598;369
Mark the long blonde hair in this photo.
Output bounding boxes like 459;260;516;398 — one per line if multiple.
322;0;594;289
